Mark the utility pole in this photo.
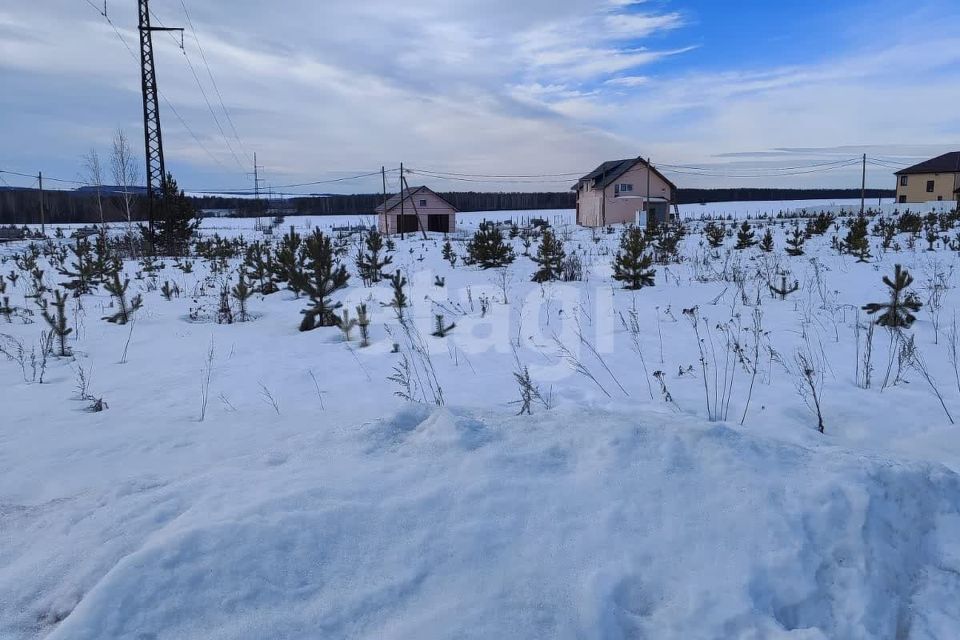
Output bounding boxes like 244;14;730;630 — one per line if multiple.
600;165;606;227
400;173;428;240
860;153;866;216
138;0;183;234
399;162;405;241
646;157;651;229
252;152;264;199
381;166;388;234
249;152;264;226
38;171;45;235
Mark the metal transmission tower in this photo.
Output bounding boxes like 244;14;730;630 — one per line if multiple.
138;0;182;232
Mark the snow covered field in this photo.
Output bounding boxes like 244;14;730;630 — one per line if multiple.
3;202;960;638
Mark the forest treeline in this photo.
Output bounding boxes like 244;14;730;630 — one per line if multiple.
0;186;894;224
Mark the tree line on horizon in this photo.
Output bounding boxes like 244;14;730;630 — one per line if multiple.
0;186;894;225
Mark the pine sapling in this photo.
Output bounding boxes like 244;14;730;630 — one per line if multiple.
863;264;922;328
244;241;278;294
59;236;96;296
769;274;799;300
160;280;180;301
843;215;871;262
785;225;806;256
651;224;684;264
612;226;656;289
356;229;393;284
442;239;458;266
26;267;48;302
41;289;73;357
531;228;566;282
734;220;757;249
705;222;726;248
386;270;408;321
338;308;359;341
464;225;515;269
102;262;143;325
298;230;350;331
758;228;775;253
272;227;308;296
231;272;253;322
357;303;371;347
431;313;456;337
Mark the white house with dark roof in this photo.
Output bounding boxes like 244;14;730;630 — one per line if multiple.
573;157;677;227
376;186;457;235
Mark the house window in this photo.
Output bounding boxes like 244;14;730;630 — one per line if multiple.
419;199;427;207
927;180;935;193
938;196;944;201
900;176;908;187
899;195;907;204
616;183;633;194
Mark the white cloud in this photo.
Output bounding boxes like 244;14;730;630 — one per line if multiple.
605;76;650;87
1;1;958;191
603;12;684;38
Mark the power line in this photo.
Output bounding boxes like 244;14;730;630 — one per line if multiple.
413;168;587;178
0;168;87;185
867;158;909;169
81;0;239;175
412;158;871;182
659;159;864;178
659;157;861;173
271;169;399;189
408;169;577;184
186;168;399;193
149;8;246;172
179;0;251;162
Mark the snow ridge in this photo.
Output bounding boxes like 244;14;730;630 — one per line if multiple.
2;406;955;639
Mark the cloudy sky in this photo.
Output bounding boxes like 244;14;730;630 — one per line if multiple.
1;0;959;194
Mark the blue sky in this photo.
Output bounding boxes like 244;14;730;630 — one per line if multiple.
1;0;959;194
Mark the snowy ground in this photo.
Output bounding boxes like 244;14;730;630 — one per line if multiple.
3;202;960;638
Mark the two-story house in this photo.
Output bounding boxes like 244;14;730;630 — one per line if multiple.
894;152;960;204
573;157;677;228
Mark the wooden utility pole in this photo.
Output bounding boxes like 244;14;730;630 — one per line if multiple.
401;174;428;240
646;157;652;229
381;166;388;234
600;165;606;226
399;162;405;240
860;153;866;216
38;171;45;235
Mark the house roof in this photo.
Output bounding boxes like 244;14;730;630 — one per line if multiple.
895;152;960;175
375;185;459;215
572;157;678;192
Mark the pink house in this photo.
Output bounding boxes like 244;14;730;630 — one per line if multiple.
376;186;457;234
573;157;677;227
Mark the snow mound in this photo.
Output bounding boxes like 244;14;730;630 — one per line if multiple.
9;407;960;639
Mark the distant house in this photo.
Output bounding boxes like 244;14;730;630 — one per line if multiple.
573;157;677;227
376;186;457;234
894;152;960;204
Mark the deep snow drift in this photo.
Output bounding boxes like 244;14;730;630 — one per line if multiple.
3;202;960;638
7;406;960;639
